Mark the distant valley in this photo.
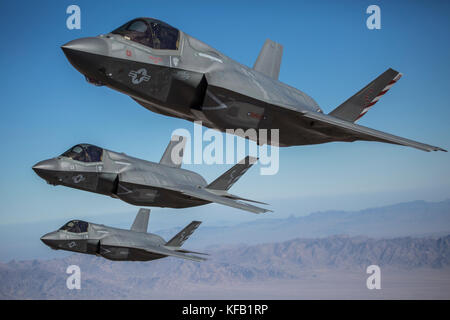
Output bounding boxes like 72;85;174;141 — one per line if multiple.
1;199;450;299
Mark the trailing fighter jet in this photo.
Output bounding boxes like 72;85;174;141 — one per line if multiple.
41;208;207;262
33;135;269;214
61;17;445;152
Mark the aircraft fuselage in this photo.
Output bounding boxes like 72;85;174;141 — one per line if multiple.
42;222;169;261
33;145;208;209
60;17;445;152
62;18;324;147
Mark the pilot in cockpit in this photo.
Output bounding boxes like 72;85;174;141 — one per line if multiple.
59;220;89;233
111;18;179;50
60;144;103;163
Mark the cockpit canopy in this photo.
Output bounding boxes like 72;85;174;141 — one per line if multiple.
61;144;103;163
59;220;89;233
111;18;180;50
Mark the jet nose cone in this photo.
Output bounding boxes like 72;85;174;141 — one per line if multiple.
32;159;57;172
32;159;59;173
61;37;109;83
40;232;59;248
61;37;109;56
32;159;60;183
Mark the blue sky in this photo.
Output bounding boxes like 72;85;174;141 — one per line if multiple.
0;0;449;241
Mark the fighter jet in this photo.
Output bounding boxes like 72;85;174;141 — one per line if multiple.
60;17;445;152
33;135;269;214
41;208;207;262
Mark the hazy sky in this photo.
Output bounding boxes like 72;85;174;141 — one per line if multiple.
0;0;449;233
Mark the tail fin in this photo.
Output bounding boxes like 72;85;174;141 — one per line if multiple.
159;135;187;168
207;156;257;191
253;39;283;79
165;221;202;248
130;209;150;233
329;68;403;122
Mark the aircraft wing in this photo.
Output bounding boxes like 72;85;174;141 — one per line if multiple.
164;186;271;214
140;244;207;262
300;111;446;152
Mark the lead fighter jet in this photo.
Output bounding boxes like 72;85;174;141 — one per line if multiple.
33;135;269;214
41;208;207;262
61;17;445;152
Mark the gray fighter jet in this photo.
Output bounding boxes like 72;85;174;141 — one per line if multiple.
61;17;445;152
41;208;206;262
33;135;269;214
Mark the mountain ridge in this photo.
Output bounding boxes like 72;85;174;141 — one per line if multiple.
1;199;450;261
1;234;450;299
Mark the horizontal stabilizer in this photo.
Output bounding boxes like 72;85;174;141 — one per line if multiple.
223;194;268;205
159;135;187;168
253;39;283;79
166;221;202;248
206;189;269;205
141;244;206;262
207;156;257;191
130;209;150;233
330;68;403;122
178;187;271;214
302;111;446;152
160;184;271;214
175;249;209;256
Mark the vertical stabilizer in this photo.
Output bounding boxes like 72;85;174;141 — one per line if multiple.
207;156;257;191
130;209;150;233
329;68;403;122
253;39;283;79
165;221;202;248
159;135;187;168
